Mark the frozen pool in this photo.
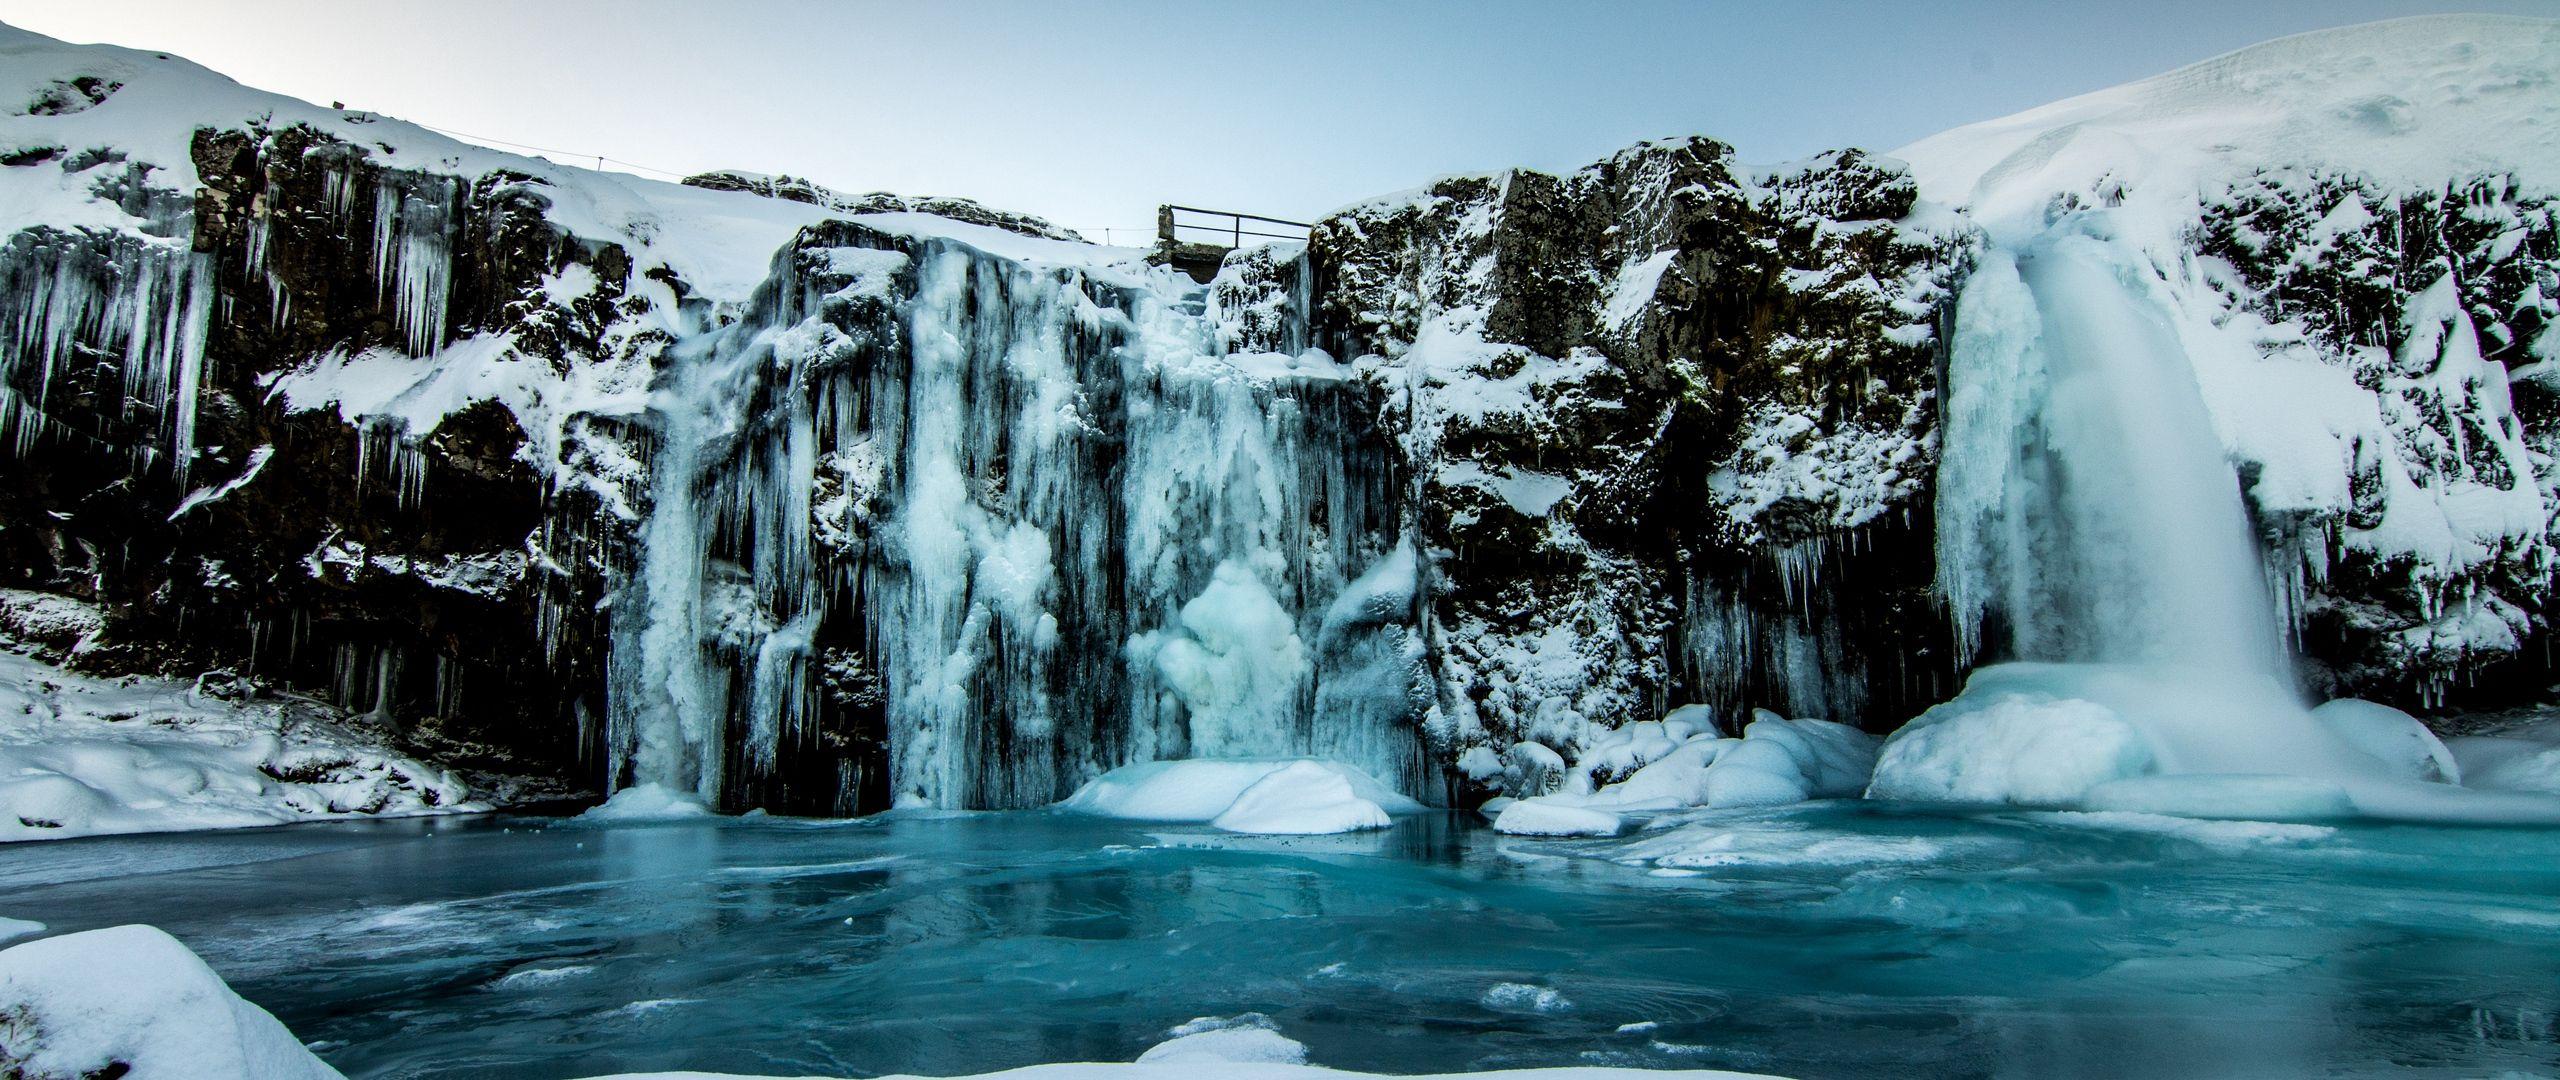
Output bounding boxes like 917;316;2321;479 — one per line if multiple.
4;803;2557;1079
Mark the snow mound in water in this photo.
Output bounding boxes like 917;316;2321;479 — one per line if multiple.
1493;799;1624;837
1209;762;1392;835
1897;14;2560;227
2311;700;2461;784
1058;759;1422;834
0;925;348;1080
577;782;718;822
1136;1014;1308;1065
1507;712;1879;827
1869;672;2159;807
1705;716;1878;807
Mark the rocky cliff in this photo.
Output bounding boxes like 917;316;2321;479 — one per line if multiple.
2;16;2555;812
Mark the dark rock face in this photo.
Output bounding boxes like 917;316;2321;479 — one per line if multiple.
2199;169;2560;705
1226;138;1969;795
0;120;659;794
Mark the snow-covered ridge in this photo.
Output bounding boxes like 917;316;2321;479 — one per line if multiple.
1899;14;2560;232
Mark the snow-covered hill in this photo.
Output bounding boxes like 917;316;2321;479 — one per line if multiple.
1899;14;2560;235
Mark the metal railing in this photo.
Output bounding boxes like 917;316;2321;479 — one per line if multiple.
1157;205;1312;252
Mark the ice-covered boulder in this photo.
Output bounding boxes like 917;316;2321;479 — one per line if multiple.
1057;759;1422;834
0;925;347;1080
2311;700;2461;784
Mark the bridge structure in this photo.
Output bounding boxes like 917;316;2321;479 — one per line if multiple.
1151;205;1311;283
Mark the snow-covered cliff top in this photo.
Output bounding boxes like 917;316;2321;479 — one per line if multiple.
0;22;1132;299
1897;14;2560;233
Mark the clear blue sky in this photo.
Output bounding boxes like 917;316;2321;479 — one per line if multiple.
4;1;2549;241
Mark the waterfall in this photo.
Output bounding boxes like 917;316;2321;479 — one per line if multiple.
1938;233;2285;677
604;228;1416;813
1931;224;2368;774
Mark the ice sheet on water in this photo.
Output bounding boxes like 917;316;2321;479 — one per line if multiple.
1494;799;1625;837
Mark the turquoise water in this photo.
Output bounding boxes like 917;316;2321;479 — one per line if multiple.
5;803;2557;1079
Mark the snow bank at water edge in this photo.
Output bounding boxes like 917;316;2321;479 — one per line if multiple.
1058;759;1422;834
0;927;1789;1080
1492;708;1879;835
0;640;481;842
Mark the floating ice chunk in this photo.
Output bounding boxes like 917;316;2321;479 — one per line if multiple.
0;917;41;944
2082;775;2358;822
576;782;717;822
1137;1013;1308;1065
0;925;348;1080
1058;758;1423;824
1480;982;1574;1014
1209;761;1392;835
2311;699;2460;784
1493;798;1625;837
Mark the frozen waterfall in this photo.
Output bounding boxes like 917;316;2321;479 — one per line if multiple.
604;229;1420;813
1894;217;2560;822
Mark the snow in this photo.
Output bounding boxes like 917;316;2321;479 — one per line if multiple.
0;637;478;842
0;588;104;651
0;925;347;1080
1601;249;1678;331
1897;15;2560;236
1209;761;1393;835
1057;758;1423;831
0;916;41;943
1498;711;1876;827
